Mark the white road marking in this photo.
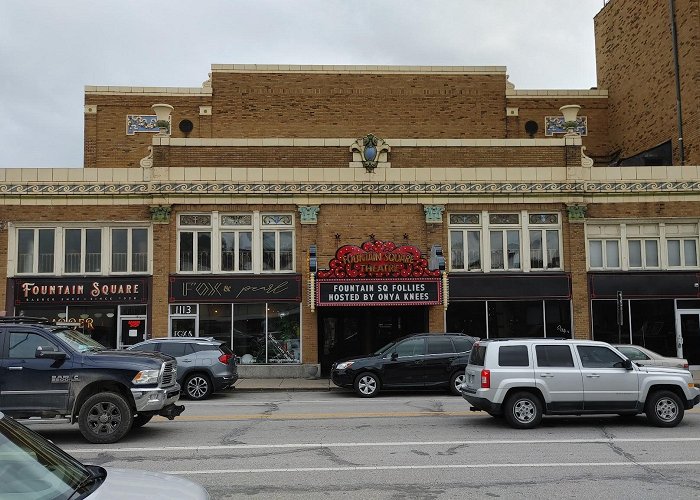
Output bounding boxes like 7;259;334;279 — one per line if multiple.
165;461;700;475
65;437;700;454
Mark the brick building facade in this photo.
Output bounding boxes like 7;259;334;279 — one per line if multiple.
2;1;700;376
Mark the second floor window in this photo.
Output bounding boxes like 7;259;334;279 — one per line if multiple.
177;212;295;274
449;212;560;272
111;228;149;273
13;225;150;276
64;229;102;274
17;229;55;274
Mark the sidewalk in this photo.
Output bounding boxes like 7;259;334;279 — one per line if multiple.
233;371;700;392
233;377;339;391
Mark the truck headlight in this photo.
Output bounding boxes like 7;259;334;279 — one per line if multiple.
132;370;160;385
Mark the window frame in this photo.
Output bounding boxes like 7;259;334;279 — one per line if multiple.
11;224;151;277
448;211;561;273
110;227;150;274
64;228;105;275
176;211;295;275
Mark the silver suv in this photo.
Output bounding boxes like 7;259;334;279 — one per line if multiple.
461;338;700;429
129;338;238;400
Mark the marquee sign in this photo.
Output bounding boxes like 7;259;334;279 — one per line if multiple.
317;240;440;279
316;278;441;307
314;240;443;307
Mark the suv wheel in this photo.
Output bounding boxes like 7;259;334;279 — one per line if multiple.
185;373;213;400
645;390;684;427
504;391;543;429
78;392;134;444
354;372;380;397
449;371;465;396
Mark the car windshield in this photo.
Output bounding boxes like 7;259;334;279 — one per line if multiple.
51;328;107;353
0;414;93;499
373;341;396;356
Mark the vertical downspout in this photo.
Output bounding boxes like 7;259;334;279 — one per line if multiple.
669;0;685;164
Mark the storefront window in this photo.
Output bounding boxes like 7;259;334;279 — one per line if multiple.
266;303;300;363
488;300;543;338
199;304;232;346
66;307;117;349
17;306;67;324
630;300;675;356
545;300;572;338
233;303;266;363
591;300;630;344
446;301;487;338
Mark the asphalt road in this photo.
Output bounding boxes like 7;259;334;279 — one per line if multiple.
27;390;700;499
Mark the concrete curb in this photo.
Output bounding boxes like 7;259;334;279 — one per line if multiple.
232;378;344;392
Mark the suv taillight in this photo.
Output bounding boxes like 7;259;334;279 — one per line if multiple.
218;353;234;365
481;369;491;389
683;363;689;369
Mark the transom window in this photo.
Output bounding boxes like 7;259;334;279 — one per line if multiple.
12;226;150;276
177;211;295;274
449;211;561;272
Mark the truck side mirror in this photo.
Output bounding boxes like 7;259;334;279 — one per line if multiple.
36;346;67;360
623;358;633;370
391;352;399;361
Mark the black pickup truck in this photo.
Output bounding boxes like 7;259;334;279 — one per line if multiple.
0;317;184;443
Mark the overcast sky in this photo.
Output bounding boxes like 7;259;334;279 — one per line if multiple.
0;0;605;168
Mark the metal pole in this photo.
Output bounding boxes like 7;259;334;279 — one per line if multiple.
669;0;685;165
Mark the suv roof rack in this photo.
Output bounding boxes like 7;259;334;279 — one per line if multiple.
477;337;569;342
146;336;218;342
0;316;50;324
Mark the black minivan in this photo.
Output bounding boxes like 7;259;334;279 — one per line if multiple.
330;333;478;397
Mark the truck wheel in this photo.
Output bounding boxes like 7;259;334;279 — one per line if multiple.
449;371;465;396
645;390;684;427
504;391;543;429
354;372;380;397
132;414;154;429
78;392;133;444
184;373;213;400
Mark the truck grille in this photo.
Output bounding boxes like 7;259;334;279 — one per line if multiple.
160;361;177;387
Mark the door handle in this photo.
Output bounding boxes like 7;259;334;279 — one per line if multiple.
8;366;23;371
540;373;554;378
181;360;192;363
414;360;424;365
586;374;600;378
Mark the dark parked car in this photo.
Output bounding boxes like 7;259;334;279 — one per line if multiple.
128;338;238;400
331;333;478;397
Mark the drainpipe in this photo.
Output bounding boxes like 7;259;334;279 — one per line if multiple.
669;0;685;165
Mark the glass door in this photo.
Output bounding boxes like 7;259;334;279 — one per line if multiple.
675;309;700;367
169;304;199;338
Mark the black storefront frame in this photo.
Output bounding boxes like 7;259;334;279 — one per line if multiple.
168;274;303;364
8;277;152;349
447;272;573;339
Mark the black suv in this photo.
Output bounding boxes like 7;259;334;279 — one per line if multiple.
128;338;238;400
331;333;478;397
0;317;184;443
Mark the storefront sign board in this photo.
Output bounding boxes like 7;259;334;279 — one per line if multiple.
169;275;302;303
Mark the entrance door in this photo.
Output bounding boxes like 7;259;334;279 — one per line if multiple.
318;306;428;375
675;310;700;367
118;316;147;348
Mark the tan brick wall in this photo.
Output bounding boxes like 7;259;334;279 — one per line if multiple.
595;0;700;164
155;145;569;169
84;95;211;168
505;97;610;161
210;72;507;139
